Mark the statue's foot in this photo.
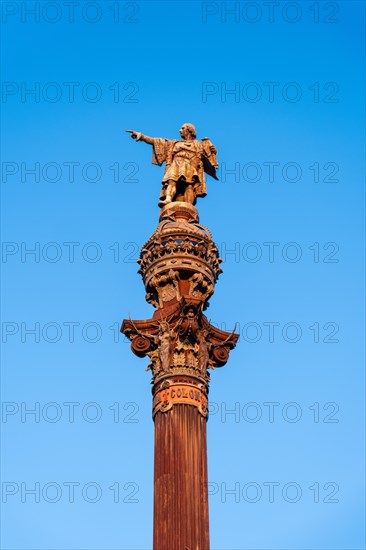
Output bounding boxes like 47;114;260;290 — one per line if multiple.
158;198;171;208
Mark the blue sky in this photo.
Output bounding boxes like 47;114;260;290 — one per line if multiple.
1;1;365;549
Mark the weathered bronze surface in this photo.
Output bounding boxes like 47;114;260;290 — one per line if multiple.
126;123;218;207
122;128;238;550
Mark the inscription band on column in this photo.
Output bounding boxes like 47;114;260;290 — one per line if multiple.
152;382;208;418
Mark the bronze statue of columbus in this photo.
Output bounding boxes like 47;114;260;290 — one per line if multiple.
126;123;218;207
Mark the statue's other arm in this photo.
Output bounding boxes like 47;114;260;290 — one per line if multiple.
202;137;219;169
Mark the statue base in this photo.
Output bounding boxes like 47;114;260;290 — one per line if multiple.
159;201;199;224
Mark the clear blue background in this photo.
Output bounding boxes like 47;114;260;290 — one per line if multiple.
1;1;365;549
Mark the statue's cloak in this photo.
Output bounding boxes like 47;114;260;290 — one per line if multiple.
151;138;218;201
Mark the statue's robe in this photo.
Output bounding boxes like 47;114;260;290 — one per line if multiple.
151;138;218;201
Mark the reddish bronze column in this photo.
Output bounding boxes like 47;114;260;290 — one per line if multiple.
153;395;209;548
122;202;238;550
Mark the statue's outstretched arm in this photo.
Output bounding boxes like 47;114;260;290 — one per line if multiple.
126;130;154;145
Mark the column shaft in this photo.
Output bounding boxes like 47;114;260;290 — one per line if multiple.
153;405;209;550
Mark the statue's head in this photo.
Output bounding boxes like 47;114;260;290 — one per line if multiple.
180;123;196;140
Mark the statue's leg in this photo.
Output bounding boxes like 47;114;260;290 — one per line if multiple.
158;180;176;207
168;180;176;200
184;184;195;204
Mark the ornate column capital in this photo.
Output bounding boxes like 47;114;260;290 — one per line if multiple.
121;202;239;420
